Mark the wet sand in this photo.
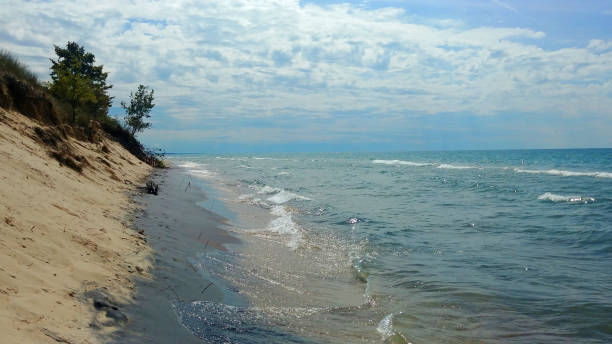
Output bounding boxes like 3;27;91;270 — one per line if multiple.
112;166;243;343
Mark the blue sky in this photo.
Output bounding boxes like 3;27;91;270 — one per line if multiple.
1;0;611;152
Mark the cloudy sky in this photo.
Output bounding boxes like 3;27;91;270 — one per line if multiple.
2;0;611;152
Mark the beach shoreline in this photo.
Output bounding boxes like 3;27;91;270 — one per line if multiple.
0;108;153;343
139;158;377;344
114;164;326;344
111;165;245;343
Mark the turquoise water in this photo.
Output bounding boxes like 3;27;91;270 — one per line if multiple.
170;149;612;343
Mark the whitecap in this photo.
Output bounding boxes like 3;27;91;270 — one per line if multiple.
177;161;216;178
267;190;310;204
372;159;432;166
186;169;214;178
177;161;202;168
538;192;595;203
268;206;298;234
254;185;310;204
252;157;288;160
437;163;476;169
515;168;612;178
265;205;303;249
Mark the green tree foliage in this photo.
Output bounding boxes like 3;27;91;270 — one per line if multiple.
49;42;112;121
122;84;155;136
49;62;96;123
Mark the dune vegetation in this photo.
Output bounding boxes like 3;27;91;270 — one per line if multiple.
0;43;163;168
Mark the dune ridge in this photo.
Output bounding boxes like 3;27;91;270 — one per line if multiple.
0;107;153;343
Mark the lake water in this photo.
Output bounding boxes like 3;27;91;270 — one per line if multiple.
168;149;612;343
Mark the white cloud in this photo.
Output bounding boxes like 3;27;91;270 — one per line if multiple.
0;0;611;127
588;39;612;51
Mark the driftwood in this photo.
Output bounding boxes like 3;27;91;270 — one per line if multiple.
145;180;159;195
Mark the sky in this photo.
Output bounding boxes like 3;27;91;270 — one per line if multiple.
1;0;611;152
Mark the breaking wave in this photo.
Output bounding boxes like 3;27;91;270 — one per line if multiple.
538;192;595;203
437;163;477;170
177;161;203;168
372;160;432;166
372;160;476;170
515;168;612;178
186;169;214;178
177;161;215;178
267;191;309;204
252;185;310;204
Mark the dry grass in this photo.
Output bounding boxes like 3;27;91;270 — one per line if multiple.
0;50;39;87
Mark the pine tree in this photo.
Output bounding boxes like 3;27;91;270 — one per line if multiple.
49;62;96;122
122;85;155;136
49;42;112;120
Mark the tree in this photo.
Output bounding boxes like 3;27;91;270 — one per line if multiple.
49;42;112;120
122;84;155;136
49;62;96;123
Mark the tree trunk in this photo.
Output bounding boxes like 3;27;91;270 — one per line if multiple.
71;101;76;123
71;82;76;123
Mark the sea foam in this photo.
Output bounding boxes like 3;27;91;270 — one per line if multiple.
268;206;299;234
240;204;303;249
255;185;310;204
177;161;202;168
437;163;476;169
177;161;215;178
186;169;214;178
267;190;310;204
515;168;612;178
538;192;595;203
267;205;302;249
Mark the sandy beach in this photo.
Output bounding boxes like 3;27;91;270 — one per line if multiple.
110;166;242;343
0;107;153;343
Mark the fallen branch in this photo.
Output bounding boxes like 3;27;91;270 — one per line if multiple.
145;180;159;195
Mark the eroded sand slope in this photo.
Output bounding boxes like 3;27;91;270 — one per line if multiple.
0;108;152;343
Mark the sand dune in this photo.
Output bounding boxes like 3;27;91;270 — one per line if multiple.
0;108;153;343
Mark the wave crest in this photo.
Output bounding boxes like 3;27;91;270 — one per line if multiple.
437;163;476;170
538;192;595;203
377;313;410;344
516;168;612;178
177;161;202;168
372;160;432;166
